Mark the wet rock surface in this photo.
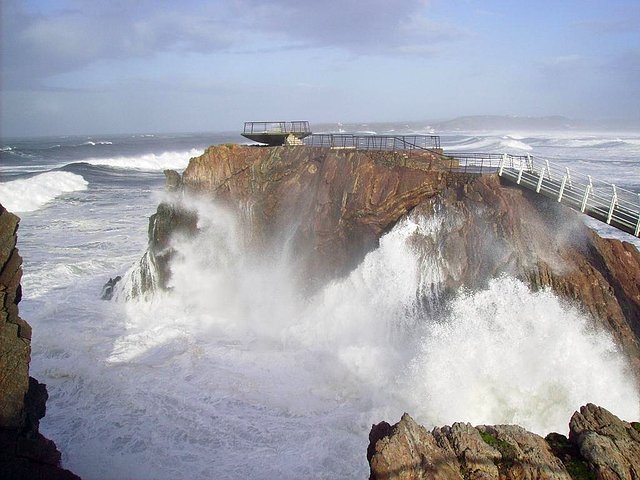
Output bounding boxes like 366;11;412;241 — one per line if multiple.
368;405;639;480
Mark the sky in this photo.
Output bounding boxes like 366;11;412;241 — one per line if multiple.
1;0;639;136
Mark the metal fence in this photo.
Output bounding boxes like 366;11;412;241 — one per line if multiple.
243;121;311;135
304;134;441;151
443;152;640;237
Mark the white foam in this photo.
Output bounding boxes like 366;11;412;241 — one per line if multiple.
79;148;203;171
406;277;639;434
80;141;113;146
111;198;638;440
0;171;88;212
500;137;533;151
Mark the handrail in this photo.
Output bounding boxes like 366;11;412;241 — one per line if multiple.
243;121;311;135
304;134;441;150
443;151;640;237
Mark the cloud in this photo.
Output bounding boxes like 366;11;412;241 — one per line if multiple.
235;0;459;53
1;0;457;88
1;0;234;88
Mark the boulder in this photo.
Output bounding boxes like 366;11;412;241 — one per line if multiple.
369;405;640;480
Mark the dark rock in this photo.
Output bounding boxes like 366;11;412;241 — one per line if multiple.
100;275;122;300
0;203;81;479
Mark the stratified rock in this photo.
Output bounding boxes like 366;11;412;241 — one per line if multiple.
369;406;639;480
569;404;640;480
150;145;449;291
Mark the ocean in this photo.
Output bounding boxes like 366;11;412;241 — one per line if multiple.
1;126;639;479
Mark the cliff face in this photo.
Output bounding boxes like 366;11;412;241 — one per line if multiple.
409;175;640;373
151;144;450;290
0;204;80;480
368;404;640;480
0;206;30;428
145;144;640;372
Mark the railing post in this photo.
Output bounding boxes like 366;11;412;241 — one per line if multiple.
581;176;593;213
607;185;618;225
498;153;506;176
517;158;525;184
566;167;572;189
636;215;640;237
536;166;546;193
635;194;640;237
558;173;568;202
545;159;552;181
526;153;533;172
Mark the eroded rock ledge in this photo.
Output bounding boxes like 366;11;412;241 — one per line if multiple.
368;404;640;480
0;204;80;480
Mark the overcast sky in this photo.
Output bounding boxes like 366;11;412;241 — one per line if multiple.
1;0;639;136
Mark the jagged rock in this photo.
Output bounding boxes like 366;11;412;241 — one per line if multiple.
569;404;640;480
369;406;639;480
368;413;463;480
100;275;121;300
0;203;81;479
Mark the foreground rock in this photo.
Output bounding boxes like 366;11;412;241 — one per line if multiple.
368;404;640;480
0;204;80;479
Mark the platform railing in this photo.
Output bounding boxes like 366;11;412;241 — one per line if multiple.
442;151;640;237
243;121;311;135
304;134;441;150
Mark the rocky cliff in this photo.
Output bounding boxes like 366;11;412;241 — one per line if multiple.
0;204;80;479
146;144;451;292
143;144;640;372
368;404;640;480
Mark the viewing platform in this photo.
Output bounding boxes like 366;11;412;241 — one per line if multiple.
242;121;311;146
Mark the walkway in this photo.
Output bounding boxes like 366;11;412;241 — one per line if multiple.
444;151;640;238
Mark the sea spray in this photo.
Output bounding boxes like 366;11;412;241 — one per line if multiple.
112;194;639;442
405;277;639;434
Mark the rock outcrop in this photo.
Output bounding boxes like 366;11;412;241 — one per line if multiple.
142;144;640;372
0;204;80;479
409;175;640;374
368;404;640;480
149;144;450;291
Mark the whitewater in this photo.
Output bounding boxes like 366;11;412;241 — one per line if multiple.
1;128;639;479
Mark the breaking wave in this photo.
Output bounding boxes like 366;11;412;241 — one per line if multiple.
0;171;88;213
77;148;202;171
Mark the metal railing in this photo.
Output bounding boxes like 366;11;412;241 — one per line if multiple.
304;134;441;150
443;151;640;237
243;121;311;135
